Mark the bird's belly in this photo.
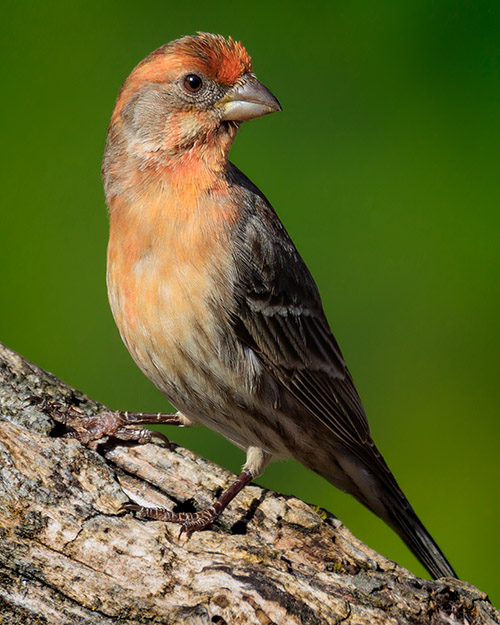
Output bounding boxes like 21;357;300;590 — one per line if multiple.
106;230;274;451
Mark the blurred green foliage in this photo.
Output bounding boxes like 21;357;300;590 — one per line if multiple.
1;0;499;604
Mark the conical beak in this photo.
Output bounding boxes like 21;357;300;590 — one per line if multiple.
220;74;282;122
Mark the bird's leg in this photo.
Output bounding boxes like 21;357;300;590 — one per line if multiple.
122;469;254;535
37;397;191;450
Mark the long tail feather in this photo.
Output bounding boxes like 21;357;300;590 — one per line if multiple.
383;491;457;579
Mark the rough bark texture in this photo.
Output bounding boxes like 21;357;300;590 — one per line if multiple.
0;341;497;625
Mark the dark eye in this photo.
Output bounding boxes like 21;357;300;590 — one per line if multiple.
183;74;203;93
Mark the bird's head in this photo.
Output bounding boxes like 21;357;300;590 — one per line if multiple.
105;33;281;176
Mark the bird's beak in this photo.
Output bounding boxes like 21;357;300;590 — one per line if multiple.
220;74;282;122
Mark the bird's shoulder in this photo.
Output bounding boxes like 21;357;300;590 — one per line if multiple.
226;162;323;311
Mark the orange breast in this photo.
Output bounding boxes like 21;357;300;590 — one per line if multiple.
106;182;238;388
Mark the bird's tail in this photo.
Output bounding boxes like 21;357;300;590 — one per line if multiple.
337;447;457;580
380;487;457;579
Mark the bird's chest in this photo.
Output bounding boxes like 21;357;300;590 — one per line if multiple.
106;202;236;394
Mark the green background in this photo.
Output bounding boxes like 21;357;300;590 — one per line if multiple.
2;0;499;604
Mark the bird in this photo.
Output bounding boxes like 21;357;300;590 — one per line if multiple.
99;32;456;579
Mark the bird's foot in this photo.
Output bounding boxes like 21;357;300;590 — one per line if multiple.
122;469;254;535
34;398;180;450
121;502;221;536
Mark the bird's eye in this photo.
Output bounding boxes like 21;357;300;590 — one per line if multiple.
183;74;203;93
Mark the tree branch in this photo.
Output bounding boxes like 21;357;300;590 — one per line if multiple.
0;341;497;624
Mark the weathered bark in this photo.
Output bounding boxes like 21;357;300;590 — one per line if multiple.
0;341;497;625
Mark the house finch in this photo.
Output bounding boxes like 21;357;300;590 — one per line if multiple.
99;32;456;579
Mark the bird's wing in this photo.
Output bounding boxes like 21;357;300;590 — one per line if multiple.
229;176;371;449
227;174;458;581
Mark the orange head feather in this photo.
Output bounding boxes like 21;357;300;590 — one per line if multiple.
130;32;252;88
167;33;253;85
